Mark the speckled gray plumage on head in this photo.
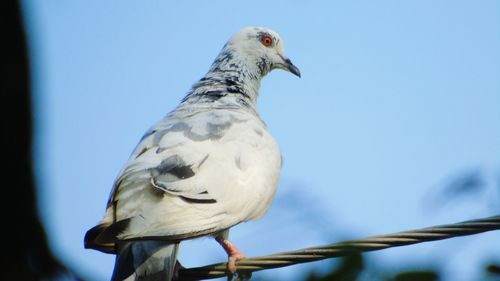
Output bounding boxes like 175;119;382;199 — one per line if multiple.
84;27;300;281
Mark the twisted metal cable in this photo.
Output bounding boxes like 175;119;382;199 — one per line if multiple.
178;215;500;280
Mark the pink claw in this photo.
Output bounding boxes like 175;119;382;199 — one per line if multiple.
216;238;246;274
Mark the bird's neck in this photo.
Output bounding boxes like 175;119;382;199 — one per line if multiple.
181;46;263;108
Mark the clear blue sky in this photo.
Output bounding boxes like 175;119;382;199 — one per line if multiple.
22;1;499;280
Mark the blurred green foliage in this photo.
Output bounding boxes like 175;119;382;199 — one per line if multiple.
300;254;500;281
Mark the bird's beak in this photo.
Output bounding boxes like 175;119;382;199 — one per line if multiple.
278;54;301;78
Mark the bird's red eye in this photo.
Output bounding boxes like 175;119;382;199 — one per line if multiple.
260;36;273;47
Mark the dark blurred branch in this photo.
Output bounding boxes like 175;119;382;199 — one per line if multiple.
179;215;500;280
1;1;71;280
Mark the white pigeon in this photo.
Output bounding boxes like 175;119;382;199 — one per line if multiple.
84;27;300;281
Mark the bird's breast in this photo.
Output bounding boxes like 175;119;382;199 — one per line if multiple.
198;116;282;223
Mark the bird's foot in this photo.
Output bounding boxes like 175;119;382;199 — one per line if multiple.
216;238;246;274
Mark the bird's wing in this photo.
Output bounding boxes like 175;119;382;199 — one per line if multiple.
85;108;279;252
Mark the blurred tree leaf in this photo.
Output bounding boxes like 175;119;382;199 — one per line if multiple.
440;169;484;199
392;271;439;281
304;254;364;281
485;263;500;275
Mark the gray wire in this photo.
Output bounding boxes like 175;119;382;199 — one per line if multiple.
178;215;500;280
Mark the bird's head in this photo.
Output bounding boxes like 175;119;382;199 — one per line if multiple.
224;27;301;78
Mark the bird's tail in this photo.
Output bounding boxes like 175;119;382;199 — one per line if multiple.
111;241;179;281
